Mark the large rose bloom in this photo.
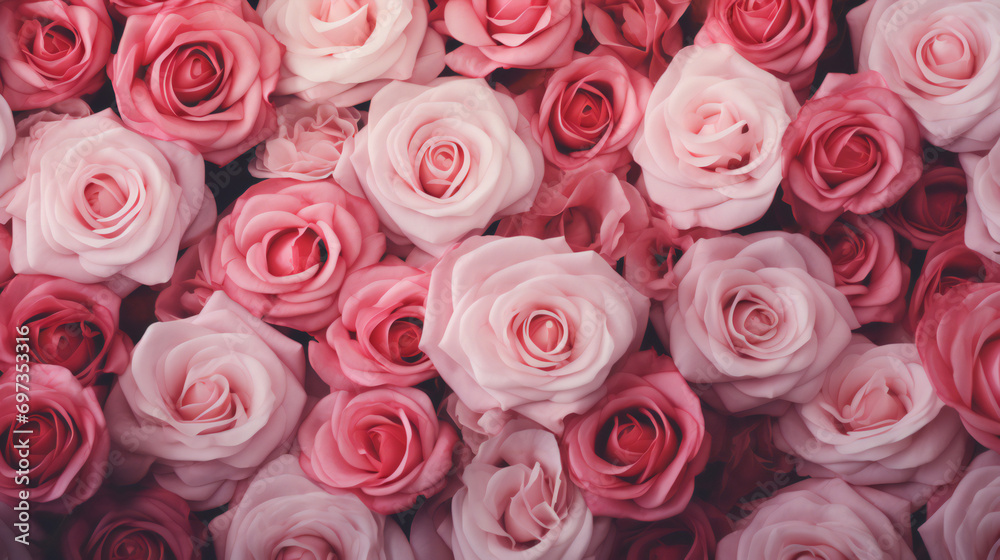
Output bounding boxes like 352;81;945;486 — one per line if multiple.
919;451;1000;560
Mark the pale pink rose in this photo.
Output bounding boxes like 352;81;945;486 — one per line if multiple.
258;0;444;106
717;478;916;560
250;98;361;182
421;236;649;433
344;79;543;256
0;0;113;110
429;0;583;77
109;3;282;165
199;177;386;333
775;336;971;496
961;143;1000;264
210;455;416;560
109;0;244;18
583;0;689;80
1;110;216;286
309;259;435;389
629;44;798;230
694;0;834;96
663;232;859;415
919;451;1000;560
848;0;1000;152
103;292;308;510
298;386;459;514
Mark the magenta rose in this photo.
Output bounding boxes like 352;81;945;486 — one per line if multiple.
961;141;1000;264
809;213;909;325
298;386;459;514
583;0;689;80
199;178;385;333
61;486;205;560
919;451;1000;560
614;501;724;560
629;44;798;230
781;71;922;232
663;231;858;415
883;166;967;251
516;54;652;171
103;293;307;509
421;236;649;433
717;478;915;559
694;0;834;95
0;0;112;110
562;350;710;520
0;275;131;387
309;259;435;389
109;3;282;165
0;364;109;513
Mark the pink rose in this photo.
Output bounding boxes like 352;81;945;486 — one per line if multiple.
153;243;216;322
961;142;1000;264
250;98;361;182
443;393;517;455
0;110;216;287
61;486;205;560
781;71;922;232
775;335;971;493
0;0;112;110
883;165;967;251
583;0;689;80
614;501;725;560
421;236;649;433
663;232;858;415
496;167;650;265
694;0;834;95
919;451;1000;560
516;54;653;171
0;364;108;513
429;0;583;77
562;350;710;520
717;478;916;559
309;259;436;389
620;216;718;302
344;78;543;256
210;455;416;560
809;213;909;325
109;3;282;165
103;293;308;509
0;275;131;387
848;0;1000;152
109;0;244;18
199;178;385;333
298;386;459;514
629;44;799;230
257;0;445;106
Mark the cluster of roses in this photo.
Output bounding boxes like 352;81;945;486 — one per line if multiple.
3;0;1000;558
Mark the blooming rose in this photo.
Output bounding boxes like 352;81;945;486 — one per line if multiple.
344;78;543;256
562;350;710;520
298;386;459;514
210;455;416;560
961;142;1000;264
629;44;798;230
614;501;724;560
916;282;1000;453
0;110;216;286
662;232;858;415
919;451;1000;560
717;478;916;559
257;0;444;106
781;71;922;232
694;0;834;95
0;364;109;513
61;486;205;560
848;0;1000;152
103;292;308;509
884;165;967;251
250;98;361;182
0;0;113;110
0;275;131;387
421;236;649;433
583;0;689;80
809;213;909;325
109;3;282;165
429;0;583;77
775;336;970;492
516;54;653;171
309;259;435;389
